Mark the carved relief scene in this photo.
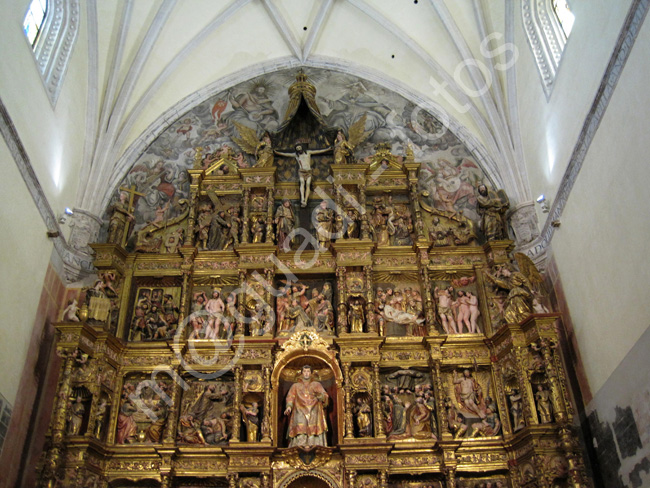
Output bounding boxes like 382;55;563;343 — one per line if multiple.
176;378;235;445
444;368;501;439
374;273;425;337
275;278;336;336
431;274;484;335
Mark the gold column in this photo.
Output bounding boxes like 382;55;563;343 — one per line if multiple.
539;339;567;423
516;346;538;426
265;188;275;244
359;184;370;240
419;265;437;335
162;369;182;445
233;366;243;441
260;472;271;488
364;265;376;333
228;473;238;488
343;363;354;438
236;270;246;336
372;362;385;437
261;365;272;442
242;187;251;244
39;352;75;487
433;360;449;438
409;180;426;241
185;169;203;247
336;266;348;334
347;469;357;488
379;470;388;488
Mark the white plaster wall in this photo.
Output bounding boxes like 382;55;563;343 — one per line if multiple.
0;0;87;218
515;0;632;226
550;15;650;394
0;0;88;402
0;140;53;405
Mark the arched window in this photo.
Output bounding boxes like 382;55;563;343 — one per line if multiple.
522;0;574;98
552;0;575;38
23;0;48;47
23;0;80;106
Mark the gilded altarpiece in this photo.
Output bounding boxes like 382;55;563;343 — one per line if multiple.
41;73;590;488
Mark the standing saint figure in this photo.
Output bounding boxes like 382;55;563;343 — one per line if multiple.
535;385;554;424
315;200;335;250
275;143;332;207
275;200;296;252
284;365;329;447
107;191;134;245
348;297;365;333
476;184;509;241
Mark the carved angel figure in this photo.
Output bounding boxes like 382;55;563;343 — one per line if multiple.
333;115;370;165
233;123;275;168
485;253;545;325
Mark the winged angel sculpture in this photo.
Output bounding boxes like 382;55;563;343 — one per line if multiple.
484;253;547;325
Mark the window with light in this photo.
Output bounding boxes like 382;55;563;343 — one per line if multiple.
23;0;48;48
552;0;575;38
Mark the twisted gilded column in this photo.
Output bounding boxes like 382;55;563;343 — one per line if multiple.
39;351;75;487
242;187;251;244
261;365;272;442
265;188;275;244
343;363;354;438
539;339;567;423
236;270;246;336
433;360;448;437
372;362;385;437
359;184;370;240
162;369;182;444
233;366;243;440
419;265;436;335
336;266;348;334
364;265;376;333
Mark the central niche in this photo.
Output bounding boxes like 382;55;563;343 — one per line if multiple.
284;475;333;488
277;357;338;448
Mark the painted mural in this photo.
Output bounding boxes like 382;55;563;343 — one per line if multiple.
107;68;492;237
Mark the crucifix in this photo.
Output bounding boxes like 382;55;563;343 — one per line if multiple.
116;184;145;247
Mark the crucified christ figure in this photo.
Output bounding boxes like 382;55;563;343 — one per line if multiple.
275;143;332;207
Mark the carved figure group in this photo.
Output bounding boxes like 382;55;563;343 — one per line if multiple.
130;288;180;341
116;381;171;444
188;289;238;340
276;282;334;334
381;378;436;440
177;381;235;445
450;369;501;437
195;202;243;251
434;286;481;334
374;286;425;336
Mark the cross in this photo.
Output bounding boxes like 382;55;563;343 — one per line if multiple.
119;184;146;214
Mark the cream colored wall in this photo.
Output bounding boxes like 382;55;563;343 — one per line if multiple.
0;1;89;402
0;0;88;220
550;17;650;394
0;140;53;405
516;1;649;394
516;0;632;221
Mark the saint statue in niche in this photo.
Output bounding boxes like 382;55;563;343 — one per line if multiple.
284;365;329;447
